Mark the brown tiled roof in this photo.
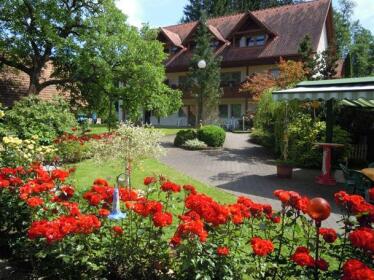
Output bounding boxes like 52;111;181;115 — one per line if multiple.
161;0;332;71
0;64;69;107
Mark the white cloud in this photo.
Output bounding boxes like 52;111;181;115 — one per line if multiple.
115;0;144;27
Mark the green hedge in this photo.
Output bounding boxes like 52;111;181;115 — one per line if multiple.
197;125;226;147
174;129;197;147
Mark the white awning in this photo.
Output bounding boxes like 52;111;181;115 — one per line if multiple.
273;85;374;101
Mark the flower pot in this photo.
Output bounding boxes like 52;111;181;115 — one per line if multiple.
276;164;293;179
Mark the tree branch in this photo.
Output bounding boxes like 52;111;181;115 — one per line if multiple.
0;54;31;74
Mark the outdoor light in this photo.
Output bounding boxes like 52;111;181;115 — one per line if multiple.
197;59;207;69
108;173;128;220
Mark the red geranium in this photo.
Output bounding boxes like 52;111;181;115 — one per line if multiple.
98;208;110;217
315;258;329;271
51;169;70;182
152;212;173;227
144;176;157;185
183;184;197;194
127;198;163;217
112;226;123;235
161;181;181;193
26;196;44;208
0;179;10;188
319;228;337;243
217;246;230;256
349;227;374;252
93;178;109;187
342;259;374;280
251;237;274;257
291;246;315;267
172;212;208;244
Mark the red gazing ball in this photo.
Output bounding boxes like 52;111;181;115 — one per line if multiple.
307;197;331;221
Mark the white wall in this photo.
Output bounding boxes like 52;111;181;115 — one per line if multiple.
317;22;329;53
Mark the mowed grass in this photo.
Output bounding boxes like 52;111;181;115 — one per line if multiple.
67;158;235;205
87;124;184;136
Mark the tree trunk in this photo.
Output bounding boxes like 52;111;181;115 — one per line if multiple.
28;70;40;95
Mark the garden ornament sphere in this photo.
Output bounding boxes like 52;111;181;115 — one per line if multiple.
307;197;331;222
197;59;207;69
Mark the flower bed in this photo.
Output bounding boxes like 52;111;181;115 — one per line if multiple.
0;164;373;279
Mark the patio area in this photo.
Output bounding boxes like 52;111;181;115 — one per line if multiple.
161;132;346;228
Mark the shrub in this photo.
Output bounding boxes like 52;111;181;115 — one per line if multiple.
182;138;208;150
55;141;92;163
197;125;226;147
174;129;197;147
2;164;374;279
250;128;274;148
4;96;77;144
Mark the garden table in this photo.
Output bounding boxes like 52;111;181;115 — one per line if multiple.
314;143;344;186
360;168;374;182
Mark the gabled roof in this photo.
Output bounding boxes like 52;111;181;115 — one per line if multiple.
159;0;332;71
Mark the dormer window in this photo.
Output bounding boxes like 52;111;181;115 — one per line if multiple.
236;34;267;48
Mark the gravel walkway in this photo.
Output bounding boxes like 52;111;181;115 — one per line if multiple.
160;132;346;229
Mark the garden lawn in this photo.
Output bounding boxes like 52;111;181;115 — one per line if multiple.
88;124;109;134
67;158;235;205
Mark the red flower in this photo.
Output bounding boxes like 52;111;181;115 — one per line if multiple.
26;197;44;208
173;213;208;244
161;181;181;193
119;188;138;202
183;184;197;194
144;176;157;185
274;189;290;204
98;208;110;217
170;235;181;247
349;227;374;252
217;246;230;256
291;247;314;267
112;226;123;235
319;228;337;243
251;237;274;257
0;179;10;188
152;212;173;227
128;198;163;217
342;259;374;280
93;178;109;187
296;196;310;214
51;169;70;182
315;258;329;271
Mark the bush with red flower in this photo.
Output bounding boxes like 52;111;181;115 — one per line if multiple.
1;162;374;280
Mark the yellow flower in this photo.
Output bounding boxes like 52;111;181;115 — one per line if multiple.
0;110;4;119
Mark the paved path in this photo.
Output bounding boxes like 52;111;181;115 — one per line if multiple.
160;132;345;229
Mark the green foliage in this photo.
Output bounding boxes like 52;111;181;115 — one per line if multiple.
174;129;197;147
0;0;106;94
72;5;182;123
182;138;208;150
3;96;76;144
350;24;374;77
187;12;222;124
55;141;92;164
197;125;226;147
298;35;318;79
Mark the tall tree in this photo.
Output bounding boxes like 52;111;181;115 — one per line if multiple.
350;24;374;77
0;0;104;94
69;5;182;123
333;0;355;58
186;12;222;124
182;0;297;22
298;35;319;79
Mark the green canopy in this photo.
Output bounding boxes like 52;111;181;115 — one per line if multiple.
272;77;374;142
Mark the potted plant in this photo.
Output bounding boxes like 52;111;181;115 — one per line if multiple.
276;129;294;178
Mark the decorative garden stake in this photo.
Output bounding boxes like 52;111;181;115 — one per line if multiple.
108;173;128;220
307;197;331;280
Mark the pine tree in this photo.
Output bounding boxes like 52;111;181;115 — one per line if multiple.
182;0;298;22
318;44;338;79
186;12;222;125
298;35;319;79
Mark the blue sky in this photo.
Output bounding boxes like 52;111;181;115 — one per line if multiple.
116;0;373;33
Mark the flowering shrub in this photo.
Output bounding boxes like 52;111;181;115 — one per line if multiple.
1;135;56;166
1;163;374;279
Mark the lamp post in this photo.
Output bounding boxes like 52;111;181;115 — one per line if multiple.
197;59;206;127
108;173;128;220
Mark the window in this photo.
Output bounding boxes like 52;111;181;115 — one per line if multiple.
256;35;266;46
270;68;280;79
237;34;267;47
231;104;242;118
210;40;220;49
246;36;255;47
219;105;229;118
221;72;241;87
170;46;178;54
